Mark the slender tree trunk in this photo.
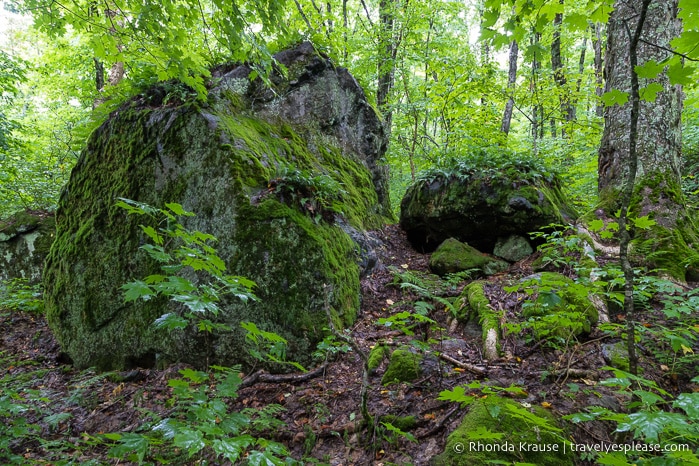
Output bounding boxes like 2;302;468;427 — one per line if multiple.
530;31;542;149
377;0;396;134
551;0;574;137
592;22;605;117
501;39;519;135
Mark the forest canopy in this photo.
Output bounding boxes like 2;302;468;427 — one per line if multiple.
1;0;698;215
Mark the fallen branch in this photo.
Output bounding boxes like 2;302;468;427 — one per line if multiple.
439;353;487;376
538;368;600;381
418;404;460;439
241;363;327;388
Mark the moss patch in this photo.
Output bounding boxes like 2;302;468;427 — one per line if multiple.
433;396;573;466
429;238;508;277
598;172;699;281
381;348;422;385
0;210;55;285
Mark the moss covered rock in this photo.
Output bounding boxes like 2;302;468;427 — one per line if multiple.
399;159;576;253
429;238;508;277
44;42;392;371
381;348;422;385
0;210;55;285
433;396;573;466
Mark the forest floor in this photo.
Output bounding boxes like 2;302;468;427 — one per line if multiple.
2;224;698;465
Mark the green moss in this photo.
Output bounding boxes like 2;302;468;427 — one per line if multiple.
597;172;699;280
434;396;573;466
429;238;508;277
381;348;422;385
602;342;630;371
368;344;389;373
458;281;501;360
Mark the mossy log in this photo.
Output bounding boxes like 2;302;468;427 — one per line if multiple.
460;281;500;361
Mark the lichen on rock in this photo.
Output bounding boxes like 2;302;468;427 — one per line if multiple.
44;42;392;371
0;210;55;285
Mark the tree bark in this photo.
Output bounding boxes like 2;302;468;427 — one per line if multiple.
377;0;396;134
551;0;574;137
598;0;682;202
592;22;605;117
501;39;519;135
598;0;697;280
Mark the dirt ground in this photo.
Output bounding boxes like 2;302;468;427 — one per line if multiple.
2;224;697;465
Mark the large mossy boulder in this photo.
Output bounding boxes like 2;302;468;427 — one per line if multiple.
0;210;55;285
433;396;573;466
400;158;577;252
44;42;392;371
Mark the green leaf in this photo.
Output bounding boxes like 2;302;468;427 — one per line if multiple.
466;425;505;440
165;202;194;217
667;62;696;85
634;60;665;79
139;225;163;245
564;13;589;32
631;216;657;230
122;280;155;302
140;243;172;262
588;219;605;232
212;436;255;462
437;386;475;406
616;411;687;442
639;83;664;102
153;313;188;330
179;368;208;383
173;428;205;456
674;393;699;418
601;89;629;107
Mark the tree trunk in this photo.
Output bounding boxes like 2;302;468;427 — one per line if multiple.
551;1;574;137
501;39;518;135
377;0;396;134
598;0;697;280
530;31;543;149
592;22;605;117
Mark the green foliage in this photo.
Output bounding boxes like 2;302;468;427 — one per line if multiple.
0;50;25;152
242;321;306;372
17;0;287;98
0;278;43;313
103;365;296;465
416;147;557;186
530;224;594;273
268;166;347;223
566;369;699;465
117;199;256;342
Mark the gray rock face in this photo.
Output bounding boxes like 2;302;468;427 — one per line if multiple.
0;211;54;285
44;42;391;371
493;234;534;262
399;162;576;253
